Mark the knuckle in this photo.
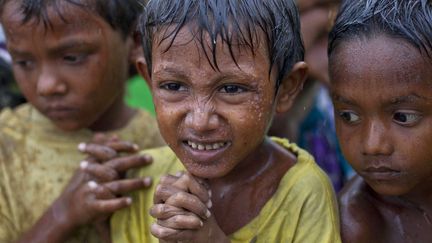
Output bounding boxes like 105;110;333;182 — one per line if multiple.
107;182;120;193
182;173;192;181
106;169;119;180
160;175;171;184
171;192;184;201
159;204;170;213
171;215;183;225
155;184;164;195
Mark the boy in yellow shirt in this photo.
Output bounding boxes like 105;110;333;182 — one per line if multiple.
0;0;163;242
111;0;340;242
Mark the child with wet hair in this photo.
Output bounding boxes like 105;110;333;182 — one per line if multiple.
111;0;341;242
0;0;164;242
328;0;432;242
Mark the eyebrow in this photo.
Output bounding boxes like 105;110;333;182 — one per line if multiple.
331;93;357;106
331;93;432;108
8;48;31;57
389;94;430;104
8;40;94;58
153;66;259;83
47;40;94;56
153;67;190;81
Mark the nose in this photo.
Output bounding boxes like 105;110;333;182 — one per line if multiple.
36;66;67;97
184;103;220;133
362;120;393;156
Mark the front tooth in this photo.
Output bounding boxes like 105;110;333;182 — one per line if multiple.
198;144;205;150
188;141;192;146
205;145;213;150
212;143;220;149
191;142;197;149
219;143;225;147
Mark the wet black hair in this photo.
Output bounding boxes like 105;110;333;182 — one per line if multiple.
328;0;432;59
0;0;145;38
139;0;304;90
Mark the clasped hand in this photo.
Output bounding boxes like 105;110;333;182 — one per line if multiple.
150;172;229;243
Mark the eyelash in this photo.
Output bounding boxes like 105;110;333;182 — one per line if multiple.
159;82;249;94
159;82;188;92
218;84;248;94
63;54;87;64
14;59;34;69
392;111;422;126
337;110;423;127
338;110;361;124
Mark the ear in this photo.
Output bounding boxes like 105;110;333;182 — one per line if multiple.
128;31;144;67
136;56;152;88
275;61;308;113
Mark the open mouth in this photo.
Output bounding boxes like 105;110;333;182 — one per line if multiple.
184;140;231;151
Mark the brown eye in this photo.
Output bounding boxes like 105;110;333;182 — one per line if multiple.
14;59;34;69
393;112;421;126
338;111;360;123
160;82;187;91
220;84;246;94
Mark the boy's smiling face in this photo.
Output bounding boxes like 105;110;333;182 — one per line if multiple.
1;1;132;131
331;35;432;197
143;27;284;178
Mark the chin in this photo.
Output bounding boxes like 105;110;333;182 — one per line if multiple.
183;163;231;179
52;121;85;132
368;182;408;197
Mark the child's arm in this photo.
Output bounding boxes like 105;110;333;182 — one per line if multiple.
15;140;153;243
150;172;230;243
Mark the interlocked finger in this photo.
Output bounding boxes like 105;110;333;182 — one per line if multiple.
154;184;183;204
150;204;187;220
104;154;153;172
79;143;117;161
165;191;211;220
159;174;180;185
172;173;210;204
81;161;119;182
104;178;152;195
105;140;140;153
157;214;203;230
91;197;133;214
88;181;115;200
151;223;194;242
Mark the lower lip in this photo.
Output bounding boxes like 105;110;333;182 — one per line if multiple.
46;109;75;119
362;171;401;181
181;142;230;165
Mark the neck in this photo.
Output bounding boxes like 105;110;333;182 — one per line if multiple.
89;92;136;132
373;184;432;213
208;137;274;187
205;137;297;234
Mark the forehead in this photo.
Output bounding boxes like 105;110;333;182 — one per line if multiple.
331;35;432;88
152;25;273;81
330;35;432;103
1;1;108;41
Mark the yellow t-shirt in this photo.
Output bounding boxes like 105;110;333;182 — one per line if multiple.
111;137;341;243
0;104;164;243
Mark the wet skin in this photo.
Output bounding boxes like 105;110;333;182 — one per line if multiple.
331;35;432;243
0;2;149;243
1;1;136;132
139;26;306;234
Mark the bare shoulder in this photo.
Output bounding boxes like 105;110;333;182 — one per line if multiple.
338;175;384;243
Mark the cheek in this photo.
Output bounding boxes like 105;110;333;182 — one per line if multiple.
154;102;182;141
232;100;273;141
13;70;34;94
397;129;432;171
335;124;359;165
